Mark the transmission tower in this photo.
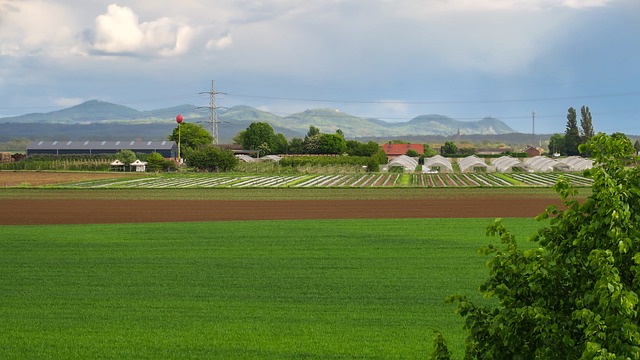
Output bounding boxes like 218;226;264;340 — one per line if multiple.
532;111;536;147
199;80;225;144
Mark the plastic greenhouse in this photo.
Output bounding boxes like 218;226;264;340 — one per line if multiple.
458;155;488;173
423;155;453;173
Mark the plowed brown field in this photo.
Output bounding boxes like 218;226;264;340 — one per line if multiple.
0;171;566;225
0;198;563;225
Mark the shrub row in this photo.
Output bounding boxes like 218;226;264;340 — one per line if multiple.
279;155;371;167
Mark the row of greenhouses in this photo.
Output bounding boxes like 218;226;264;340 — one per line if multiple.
384;155;594;173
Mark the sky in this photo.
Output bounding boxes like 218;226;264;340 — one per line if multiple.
1;0;639;134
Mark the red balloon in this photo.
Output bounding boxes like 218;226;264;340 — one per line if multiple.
176;114;184;123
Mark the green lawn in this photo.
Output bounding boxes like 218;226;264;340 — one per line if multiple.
0;218;544;359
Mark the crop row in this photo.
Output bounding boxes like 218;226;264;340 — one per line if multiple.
71;172;593;188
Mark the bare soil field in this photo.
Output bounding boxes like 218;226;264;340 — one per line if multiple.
0;171;139;187
0;198;563;225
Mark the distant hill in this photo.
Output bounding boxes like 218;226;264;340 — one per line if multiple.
1;100;518;141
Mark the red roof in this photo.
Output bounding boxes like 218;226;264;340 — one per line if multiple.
381;143;424;156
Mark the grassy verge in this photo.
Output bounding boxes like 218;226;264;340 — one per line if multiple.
0;218;543;359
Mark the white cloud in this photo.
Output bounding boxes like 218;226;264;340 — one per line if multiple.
206;34;233;50
91;4;195;56
562;0;612;9
0;0;79;57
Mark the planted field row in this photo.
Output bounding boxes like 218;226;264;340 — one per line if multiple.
70;172;593;188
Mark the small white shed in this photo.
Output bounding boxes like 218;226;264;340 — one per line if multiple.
109;159;126;171
130;159;148;172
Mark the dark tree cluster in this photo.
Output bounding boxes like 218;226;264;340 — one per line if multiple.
549;106;595;156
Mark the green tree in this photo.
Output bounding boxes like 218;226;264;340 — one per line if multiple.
580;106;595;156
447;133;640;358
168;123;213;153
184;145;238;172
116;149;136;167
239;122;277;156
146;152;165;172
548;133;565;155
318;134;347;154
346;140;380;157
288;137;305;154
304;134;322;154
580;106;595;141
273;133;288;154
406;149;419;157
306;125;320;139
365;156;380;172
232;130;246;145
440;141;457;156
564;107;581;156
423;144;438;157
372;147;388;165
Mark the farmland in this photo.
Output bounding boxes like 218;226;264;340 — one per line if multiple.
0;170;584;358
0;170;594;189
0;218;544;358
68;172;593;188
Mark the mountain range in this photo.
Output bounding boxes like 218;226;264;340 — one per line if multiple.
1;100;517;141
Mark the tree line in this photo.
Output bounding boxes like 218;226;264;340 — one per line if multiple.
168;121;392;172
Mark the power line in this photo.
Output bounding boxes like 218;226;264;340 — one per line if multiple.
226;91;640;105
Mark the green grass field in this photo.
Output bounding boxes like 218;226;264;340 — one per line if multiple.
0;218;545;359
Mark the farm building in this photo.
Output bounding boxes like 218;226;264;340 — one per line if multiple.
423;155;453;173
524;156;571;172
381;143;424;160
385;155;418;172
26;140;177;158
524;146;544;157
491;156;527;173
458;155;488;173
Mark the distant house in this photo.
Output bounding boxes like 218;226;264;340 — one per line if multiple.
524;146;544;157
381;143;424;160
26;140;177;158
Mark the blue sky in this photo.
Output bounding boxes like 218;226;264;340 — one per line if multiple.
1;0;638;134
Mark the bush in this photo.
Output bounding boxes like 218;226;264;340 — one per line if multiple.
184;145;238;172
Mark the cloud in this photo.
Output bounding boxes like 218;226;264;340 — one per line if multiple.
91;4;195;57
206;33;233;50
0;0;78;57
